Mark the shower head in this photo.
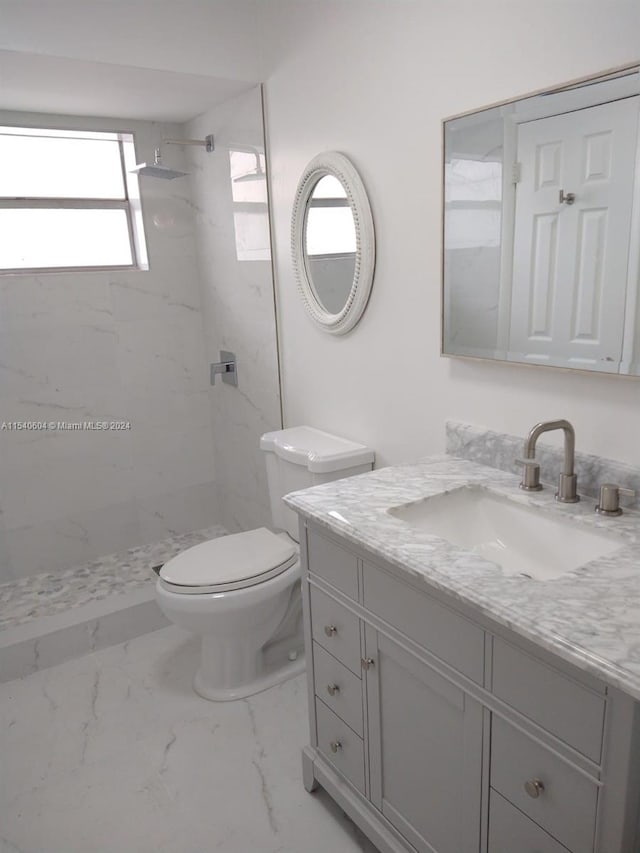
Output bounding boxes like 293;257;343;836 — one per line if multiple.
233;151;265;183
233;170;265;183
131;135;214;180
130;148;188;180
131;163;188;180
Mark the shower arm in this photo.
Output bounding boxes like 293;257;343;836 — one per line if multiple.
162;134;215;153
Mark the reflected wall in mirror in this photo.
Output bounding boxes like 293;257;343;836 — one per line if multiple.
292;151;375;334
442;63;640;375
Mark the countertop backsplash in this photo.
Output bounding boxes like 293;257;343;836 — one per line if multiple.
446;420;640;510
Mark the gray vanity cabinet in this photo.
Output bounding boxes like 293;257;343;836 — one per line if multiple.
364;627;483;853
300;522;640;853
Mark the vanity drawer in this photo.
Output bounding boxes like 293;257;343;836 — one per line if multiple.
488;789;571;853
362;561;484;683
491;716;598;853
315;698;365;794
492;637;605;762
307;529;359;599
310;586;361;675
313;642;363;736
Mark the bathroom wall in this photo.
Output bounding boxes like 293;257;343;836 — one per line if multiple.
2;0;639;528
0;111;219;581
263;0;640;467
186;87;282;533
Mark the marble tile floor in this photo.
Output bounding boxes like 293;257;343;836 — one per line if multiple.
0;625;378;853
0;525;228;633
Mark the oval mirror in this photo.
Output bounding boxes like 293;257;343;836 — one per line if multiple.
292;152;375;334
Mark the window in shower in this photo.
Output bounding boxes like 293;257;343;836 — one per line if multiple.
0;125;149;273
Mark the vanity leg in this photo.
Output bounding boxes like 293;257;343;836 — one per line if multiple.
302;746;319;792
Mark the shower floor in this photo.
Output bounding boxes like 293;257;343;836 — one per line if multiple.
0;525;228;681
0;524;228;632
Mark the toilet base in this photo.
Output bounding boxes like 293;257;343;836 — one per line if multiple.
193;652;305;701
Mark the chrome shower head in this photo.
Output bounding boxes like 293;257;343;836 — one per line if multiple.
233;151;265;183
130;148;188;180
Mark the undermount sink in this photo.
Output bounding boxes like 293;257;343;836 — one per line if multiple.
388;485;625;580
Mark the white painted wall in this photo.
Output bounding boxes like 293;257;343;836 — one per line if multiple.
0;111;218;580
263;0;640;467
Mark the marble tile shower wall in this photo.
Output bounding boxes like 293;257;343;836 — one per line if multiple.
0;113;219;582
187;87;282;533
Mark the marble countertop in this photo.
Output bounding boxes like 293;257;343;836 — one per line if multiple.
284;455;640;701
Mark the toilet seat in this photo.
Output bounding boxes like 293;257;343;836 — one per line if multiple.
158;527;298;595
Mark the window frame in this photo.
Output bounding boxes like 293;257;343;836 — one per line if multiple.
0;126;148;275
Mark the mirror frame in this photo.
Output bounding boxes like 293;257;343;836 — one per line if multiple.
291;151;375;335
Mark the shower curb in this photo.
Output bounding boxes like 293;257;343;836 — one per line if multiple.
0;588;169;683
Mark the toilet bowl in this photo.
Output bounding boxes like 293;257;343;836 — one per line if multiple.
156;527;304;701
155;426;374;701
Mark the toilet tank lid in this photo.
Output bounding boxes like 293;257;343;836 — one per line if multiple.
260;426;374;474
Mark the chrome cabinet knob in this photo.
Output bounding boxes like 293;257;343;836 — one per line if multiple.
326;683;340;696
324;625;337;637
524;778;545;799
361;658;375;670
329;740;342;754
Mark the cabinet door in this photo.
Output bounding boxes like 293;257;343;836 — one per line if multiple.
366;627;483;853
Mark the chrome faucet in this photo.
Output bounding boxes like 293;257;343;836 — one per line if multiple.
519;419;580;503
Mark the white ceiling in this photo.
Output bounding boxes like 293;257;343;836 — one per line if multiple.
0;0;364;122
0;0;269;79
0;0;275;122
0;50;256;122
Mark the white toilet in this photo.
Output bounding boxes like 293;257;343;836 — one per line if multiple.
155;426;373;701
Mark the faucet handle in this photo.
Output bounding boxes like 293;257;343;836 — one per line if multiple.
596;484;636;517
516;458;543;492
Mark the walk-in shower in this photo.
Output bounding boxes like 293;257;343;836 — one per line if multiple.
0;84;280;700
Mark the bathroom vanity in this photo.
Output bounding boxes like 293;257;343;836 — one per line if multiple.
285;453;640;853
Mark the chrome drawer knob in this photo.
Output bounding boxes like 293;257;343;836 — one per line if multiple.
329;740;342;754
326;683;340;696
524;778;545;799
324;625;337;637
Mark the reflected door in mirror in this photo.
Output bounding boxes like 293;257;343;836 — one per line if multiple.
443;64;640;376
509;97;638;370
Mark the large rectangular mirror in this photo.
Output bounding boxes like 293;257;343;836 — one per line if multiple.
442;63;640;375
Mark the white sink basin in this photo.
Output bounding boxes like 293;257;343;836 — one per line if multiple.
388;485;625;580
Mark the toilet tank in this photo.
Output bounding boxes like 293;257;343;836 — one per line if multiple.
260;426;374;541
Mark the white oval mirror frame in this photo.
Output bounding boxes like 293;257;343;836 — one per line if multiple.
291;152;375;335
